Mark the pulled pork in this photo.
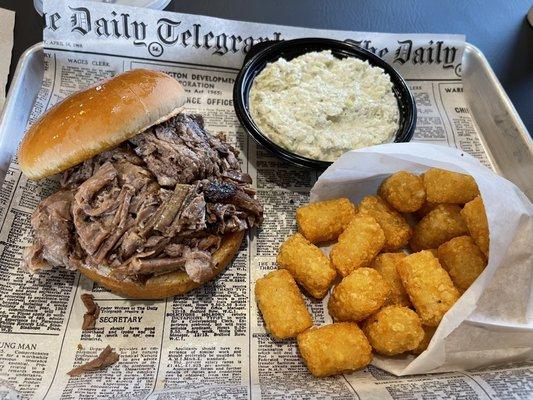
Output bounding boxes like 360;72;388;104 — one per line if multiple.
67;346;119;377
23;114;263;284
81;294;100;330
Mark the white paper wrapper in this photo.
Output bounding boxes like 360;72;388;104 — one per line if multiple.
311;143;533;376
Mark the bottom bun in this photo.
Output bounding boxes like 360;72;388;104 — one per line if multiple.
78;231;245;299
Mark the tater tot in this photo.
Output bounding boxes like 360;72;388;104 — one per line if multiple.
437;236;486;292
330;214;385;276
410;204;468;251
427;248;439;258
363;306;424;356
379;171;426;213
297;322;372;377
255;270;313;339
423;168;479;204
461;196;489;257
411;325;437;355
370;253;410;307
277;233;337;299
358;196;412;251
397;251;460;326
296;198;357;243
415;202;441;220
328;268;390;322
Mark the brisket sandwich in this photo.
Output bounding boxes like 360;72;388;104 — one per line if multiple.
19;69;263;298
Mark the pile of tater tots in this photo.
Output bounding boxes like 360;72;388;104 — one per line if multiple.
255;168;490;377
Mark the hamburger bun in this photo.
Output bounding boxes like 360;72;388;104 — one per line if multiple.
78;231;245;298
19;69;250;299
18;69;186;180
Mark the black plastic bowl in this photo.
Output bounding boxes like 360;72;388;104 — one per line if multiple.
233;38;417;169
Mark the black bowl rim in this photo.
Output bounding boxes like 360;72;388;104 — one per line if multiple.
233;37;417;170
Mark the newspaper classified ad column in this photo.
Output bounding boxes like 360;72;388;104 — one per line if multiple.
50;280;165;399
467;363;533;399
359;366;497;399
409;80;493;169
434;82;494;168
409;81;450;144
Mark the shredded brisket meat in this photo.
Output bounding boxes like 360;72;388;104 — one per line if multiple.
81;293;100;330
23;114;263;284
67;346;119;377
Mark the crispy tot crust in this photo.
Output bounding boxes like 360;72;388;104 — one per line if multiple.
255;269;313;339
379;171;426;213
328;268;390;322
427;248;439;258
414;202;441;220
296;198;357;243
370;253;410;307
437;236;486;292
410;204;468;251
297;323;372;377
277;233;336;299
330;214;385;276
411;325;437;355
423;168;479;204
461;196;489;257
363;305;424;356
359;196;412;251
397;251;460;326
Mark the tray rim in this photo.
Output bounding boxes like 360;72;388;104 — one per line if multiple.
463;43;531;145
0;42;44;158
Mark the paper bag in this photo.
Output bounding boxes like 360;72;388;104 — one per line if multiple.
310;143;533;375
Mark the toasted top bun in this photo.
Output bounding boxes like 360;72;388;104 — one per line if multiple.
18;69;186;180
78;231;245;299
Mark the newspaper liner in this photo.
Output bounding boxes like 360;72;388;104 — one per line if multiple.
311;143;533;375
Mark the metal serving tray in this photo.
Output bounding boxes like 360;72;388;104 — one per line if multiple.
0;42;531;198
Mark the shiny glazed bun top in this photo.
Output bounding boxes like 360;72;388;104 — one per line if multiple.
18;69;187;180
